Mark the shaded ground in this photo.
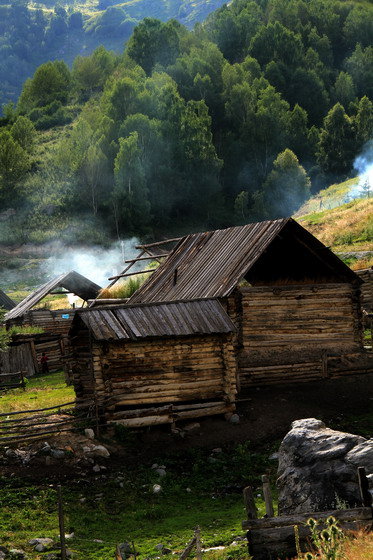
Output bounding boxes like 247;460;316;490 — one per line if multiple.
1;373;371;483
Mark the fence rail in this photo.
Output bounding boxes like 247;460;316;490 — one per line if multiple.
0;370;26;393
0;398;95;445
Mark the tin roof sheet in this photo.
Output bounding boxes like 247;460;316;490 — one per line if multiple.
76;299;235;340
128;218;360;304
0;289;15;311
5;271;102;321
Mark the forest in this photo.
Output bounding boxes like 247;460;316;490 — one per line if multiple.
0;0;226;111
0;0;372;243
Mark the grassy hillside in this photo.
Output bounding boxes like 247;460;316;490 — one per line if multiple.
298;195;373;268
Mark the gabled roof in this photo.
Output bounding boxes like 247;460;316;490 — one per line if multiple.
74;299;235;341
0;289;15;311
128;218;360;304
5;271;102;321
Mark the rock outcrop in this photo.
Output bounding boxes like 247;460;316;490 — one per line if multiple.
277;418;373;514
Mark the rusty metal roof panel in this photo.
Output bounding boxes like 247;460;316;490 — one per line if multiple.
75;299;235;341
128;219;289;303
5;271;102;321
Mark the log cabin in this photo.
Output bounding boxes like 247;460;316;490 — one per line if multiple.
70;299;237;426
70;218;372;426
5;271;101;374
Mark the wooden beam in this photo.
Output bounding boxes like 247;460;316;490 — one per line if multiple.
135;237;182;249
108;269;157;281
124;254;169;263
107;250;145;287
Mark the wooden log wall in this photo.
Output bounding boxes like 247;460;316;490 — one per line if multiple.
72;333;237;427
0;342;37;376
237;283;365;387
356;267;373;313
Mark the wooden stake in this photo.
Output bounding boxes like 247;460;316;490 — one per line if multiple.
115;544;122;560
243;486;258;519
262;475;274;518
195;527;202;560
57;485;67;560
179;537;196;560
357;467;372;507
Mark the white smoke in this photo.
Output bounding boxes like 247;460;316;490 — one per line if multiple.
44;238;141;288
351;140;373;199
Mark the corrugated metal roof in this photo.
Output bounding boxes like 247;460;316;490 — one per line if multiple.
5;271;102;321
128;218;360;304
76;299;235;340
128;219;289;303
0;289;15;311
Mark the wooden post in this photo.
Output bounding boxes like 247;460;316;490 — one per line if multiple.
262;475;274;518
243;486;258;519
115;544;122;560
57;485;67;560
195;527;202;560
179;537;196;560
357;467;372;507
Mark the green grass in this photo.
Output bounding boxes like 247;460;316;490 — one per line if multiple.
0;371;74;413
0;442;273;560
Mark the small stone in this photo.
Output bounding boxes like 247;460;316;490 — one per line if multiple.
93;464;101;473
84;428;95;440
186;488;192;493
151;463;158;469
29;539;53;547
50;449;65;460
79;497;86;503
155;468;166;477
183;422;200;432
9;549;27;559
89;445;110;458
211;448;222;454
153;484;162;494
155;544;164;551
229;414;240;424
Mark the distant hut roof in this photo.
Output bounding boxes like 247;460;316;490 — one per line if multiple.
0;289;15;311
5;271;102;321
74;299;235;341
128;218;360;304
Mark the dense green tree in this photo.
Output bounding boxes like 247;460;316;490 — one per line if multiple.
345;44;373;99
10;116;36;153
333;71;356;108
317;103;356;175
0;130;30;194
354;96;373;149
262;148;311;217
114;131;150;234
127;18;181;75
17;60;71;112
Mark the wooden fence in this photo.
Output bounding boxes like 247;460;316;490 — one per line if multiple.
242;469;373;560
0;399;95;445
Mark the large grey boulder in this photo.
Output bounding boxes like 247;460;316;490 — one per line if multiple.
277;418;372;514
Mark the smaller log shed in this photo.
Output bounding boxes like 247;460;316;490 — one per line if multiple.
69;299;238;427
4;271;101;375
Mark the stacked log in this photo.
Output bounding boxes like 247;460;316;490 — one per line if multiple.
71;332;237;427
238;284;365;387
356;267;373;313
